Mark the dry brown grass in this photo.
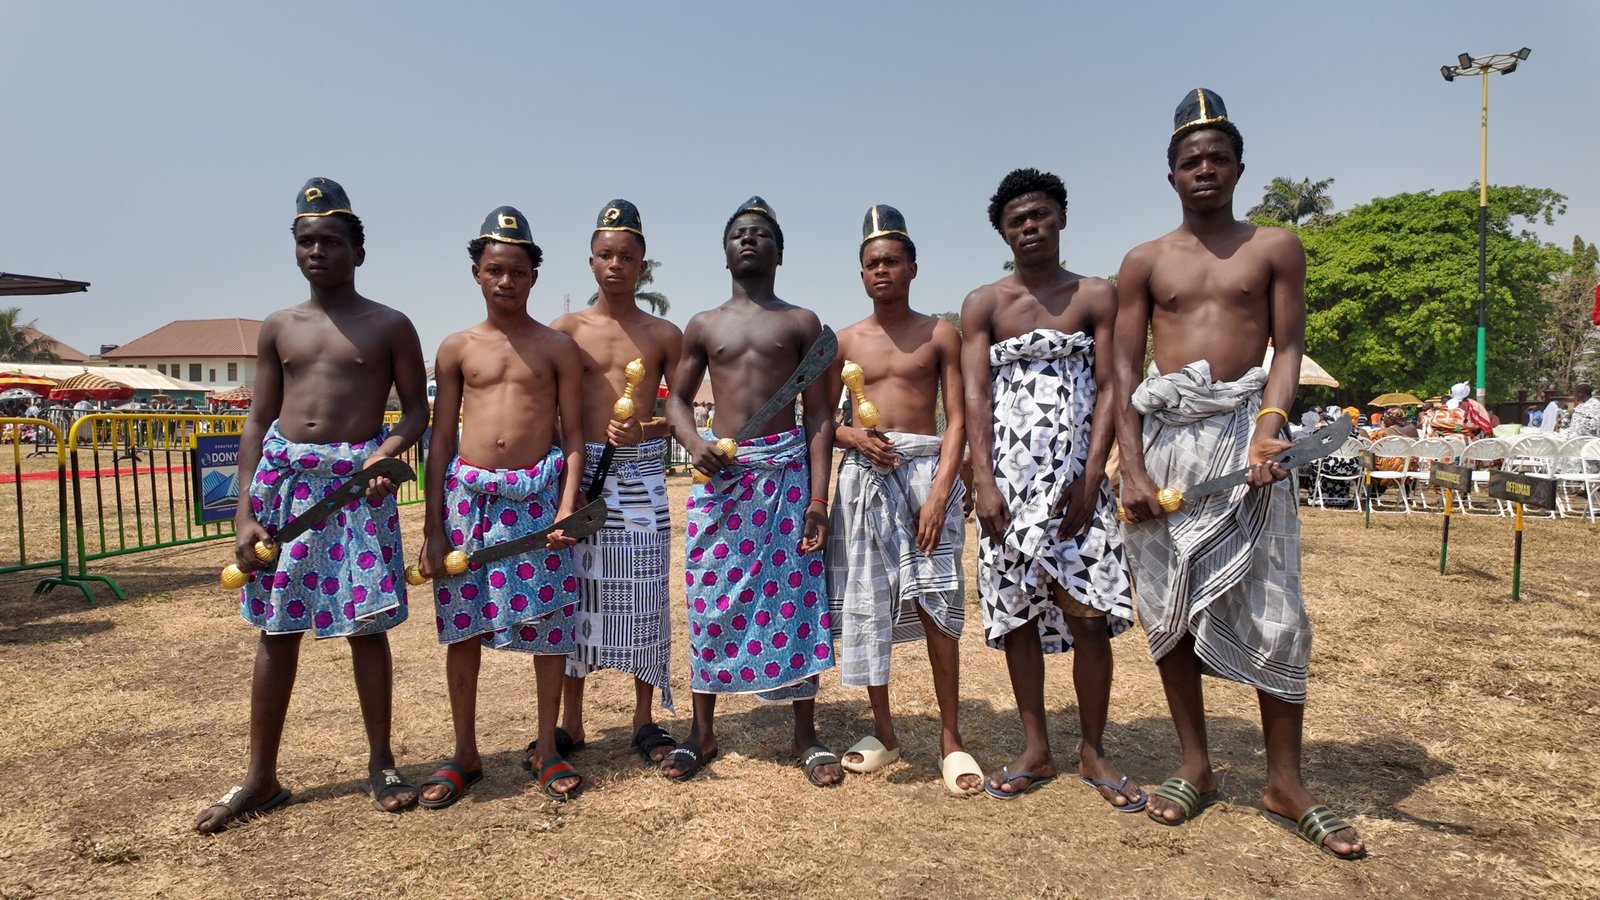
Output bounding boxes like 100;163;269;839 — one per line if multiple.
1;477;1596;899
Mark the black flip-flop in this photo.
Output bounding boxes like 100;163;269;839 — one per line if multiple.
660;741;718;783
361;767;418;813
196;784;292;833
800;745;844;788
520;727;584;771
417;762;483;810
631;722;677;766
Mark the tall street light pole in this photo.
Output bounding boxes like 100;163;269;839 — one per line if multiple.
1441;48;1530;405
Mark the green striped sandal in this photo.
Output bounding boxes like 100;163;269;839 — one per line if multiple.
1264;804;1368;860
1147;776;1219;826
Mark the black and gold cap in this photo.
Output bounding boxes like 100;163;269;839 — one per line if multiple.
1172;88;1230;138
476;206;535;245
295;177;354;219
731;195;778;228
861;204;909;247
594;199;643;237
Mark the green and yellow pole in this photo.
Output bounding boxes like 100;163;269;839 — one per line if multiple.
1511;500;1524;601
1475;67;1489;405
1439;487;1453;573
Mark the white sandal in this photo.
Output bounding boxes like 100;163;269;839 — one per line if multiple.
941;751;984;796
840;736;901;774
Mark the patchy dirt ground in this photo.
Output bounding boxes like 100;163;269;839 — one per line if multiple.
1;479;1596;899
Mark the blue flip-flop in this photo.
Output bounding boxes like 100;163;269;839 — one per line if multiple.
984;766;1055;800
1078;774;1148;812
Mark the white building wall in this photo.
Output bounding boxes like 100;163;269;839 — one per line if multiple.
105;357;256;389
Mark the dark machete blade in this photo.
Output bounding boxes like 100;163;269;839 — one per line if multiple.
467;496;610;565
1185;415;1354;501
270;456;415;546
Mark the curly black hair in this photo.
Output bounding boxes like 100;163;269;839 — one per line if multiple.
290;211;365;250
723;209;784;254
467;236;543;269
987;168;1067;233
859;234;917;265
1167;121;1245;170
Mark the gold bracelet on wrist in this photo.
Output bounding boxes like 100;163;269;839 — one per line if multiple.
1255;406;1289;423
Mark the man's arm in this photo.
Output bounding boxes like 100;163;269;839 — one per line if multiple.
798;313;835;555
1058;281;1119;538
959;287;1007;539
548;336;588;548
640;320;683;441
829;325;897;468
1247;230;1307;485
365;311;429;500
917;319;966;554
418;334;463;578
233;315;282;570
664;314;724;475
1112;245;1162;520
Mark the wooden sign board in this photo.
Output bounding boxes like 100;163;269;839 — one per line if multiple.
1429;462;1472;494
1487;470;1557;509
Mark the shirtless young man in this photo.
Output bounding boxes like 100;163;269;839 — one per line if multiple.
1114;89;1365;859
544;199;683;766
195;178;428;832
660;196;843;787
825;205;982;795
415;207;587;806
961;169;1142;808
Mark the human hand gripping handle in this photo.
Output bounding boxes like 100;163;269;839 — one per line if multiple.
404;527;469;585
799;499;829;554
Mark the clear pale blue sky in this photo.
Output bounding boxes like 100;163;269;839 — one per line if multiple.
3;1;1595;360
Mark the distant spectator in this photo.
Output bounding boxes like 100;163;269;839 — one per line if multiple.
1569;383;1599;437
1526;407;1544;428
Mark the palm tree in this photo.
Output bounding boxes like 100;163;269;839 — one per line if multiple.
588;259;669;315
1248;176;1336;225
0;307;61;362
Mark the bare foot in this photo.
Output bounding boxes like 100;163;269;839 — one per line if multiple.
660;730;718;780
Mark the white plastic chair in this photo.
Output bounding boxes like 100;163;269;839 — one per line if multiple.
1366;436;1416;513
1310;437;1365;511
1408;438;1460;512
1504;433;1560;517
1553;437;1599;521
1460;437;1509;516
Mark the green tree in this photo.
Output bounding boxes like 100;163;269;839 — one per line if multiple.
1299;186;1570;406
587;259;669;315
1532;236;1600;391
1249;176;1336;226
0;307;61;363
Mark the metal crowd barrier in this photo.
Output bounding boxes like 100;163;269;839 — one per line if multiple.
60;412;426;600
0;417;90;599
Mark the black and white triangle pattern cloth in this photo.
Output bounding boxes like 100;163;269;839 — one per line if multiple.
978;329;1134;653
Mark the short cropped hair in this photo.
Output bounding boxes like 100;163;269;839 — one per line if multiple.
592;229;647;256
467;236;543;269
987;168;1068;233
723;211;785;254
290;211;365;251
1167;121;1246;170
859;234;917;265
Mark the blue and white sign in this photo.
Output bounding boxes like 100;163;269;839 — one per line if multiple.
192;434;241;525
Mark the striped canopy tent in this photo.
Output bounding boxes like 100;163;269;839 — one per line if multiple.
209;385;252;407
48;371;134;402
0;372;57;393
